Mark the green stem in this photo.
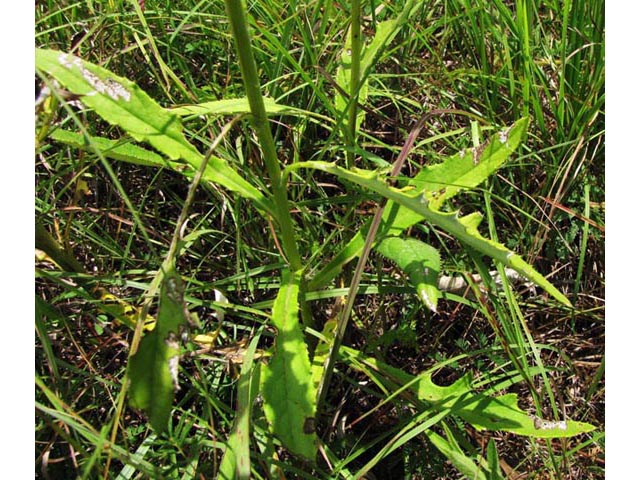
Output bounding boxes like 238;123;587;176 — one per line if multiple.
346;0;362;169
223;0;302;271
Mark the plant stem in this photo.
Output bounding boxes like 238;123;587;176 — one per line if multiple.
223;0;303;272
346;0;362;169
316;112;430;408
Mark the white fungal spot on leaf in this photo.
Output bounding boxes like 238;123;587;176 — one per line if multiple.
165;276;184;304
83;70;131;101
165;332;181;391
532;415;567;430
57;53;130;102
471;146;481;165
499;129;509;144
167;355;180;391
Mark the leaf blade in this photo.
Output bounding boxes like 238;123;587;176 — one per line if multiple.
375;237;442;312
342;347;596;439
261;270;317;460
128;268;189;433
36;48;272;213
298;160;572;307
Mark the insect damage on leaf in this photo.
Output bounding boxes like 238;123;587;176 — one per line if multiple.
58;53;131;102
303;417;316;434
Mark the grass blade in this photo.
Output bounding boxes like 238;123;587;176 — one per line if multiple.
218;335;262;480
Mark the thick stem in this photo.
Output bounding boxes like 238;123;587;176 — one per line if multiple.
223;0;302;271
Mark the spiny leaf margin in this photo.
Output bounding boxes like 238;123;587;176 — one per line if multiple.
293;161;571;307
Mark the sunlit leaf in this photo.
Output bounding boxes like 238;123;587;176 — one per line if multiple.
49;129;166;167
309;118;534;296
36;48;272;214
375;237;442;312
219;336;262;480
296;159;571;307
261;270;317;460
342;347;595;438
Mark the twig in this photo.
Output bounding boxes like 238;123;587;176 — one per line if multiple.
316;111;431;408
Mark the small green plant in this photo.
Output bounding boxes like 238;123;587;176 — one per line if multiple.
36;0;601;477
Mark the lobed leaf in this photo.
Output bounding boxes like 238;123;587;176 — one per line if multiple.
296;160;572;307
415;117;529;210
261;271;317;460
382;117;529;231
309;118;533;295
342;347;595;438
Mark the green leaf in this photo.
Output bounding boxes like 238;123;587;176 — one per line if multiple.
417;118;529;210
308;118;531;292
381;117;530;233
128;267;189;433
49;129;166;167
375;237;442;312
334;1;424;133
170;97;315;118
424;428;488;480
335;25;368;132
296;160;572;307
485;439;504;480
219;336;262;480
308;227;366;291
261;270;317;460
310;314;339;394
36;48;272;214
342;347;595;439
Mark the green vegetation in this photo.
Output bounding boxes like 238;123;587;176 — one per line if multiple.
35;0;604;478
